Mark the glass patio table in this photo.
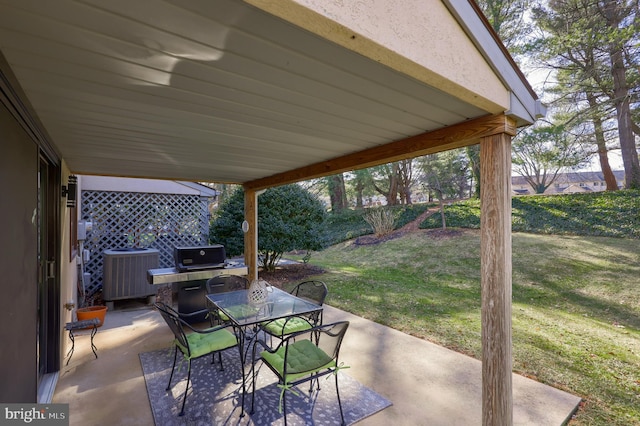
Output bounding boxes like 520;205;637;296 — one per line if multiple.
206;286;323;351
205;286;323;416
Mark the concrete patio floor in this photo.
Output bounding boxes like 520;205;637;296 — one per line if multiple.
53;302;581;425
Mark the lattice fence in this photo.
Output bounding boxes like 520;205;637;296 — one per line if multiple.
80;190;212;296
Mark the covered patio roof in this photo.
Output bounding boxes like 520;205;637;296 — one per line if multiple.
1;1;544;424
0;0;541;187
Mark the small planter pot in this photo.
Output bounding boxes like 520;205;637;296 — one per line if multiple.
76;305;108;328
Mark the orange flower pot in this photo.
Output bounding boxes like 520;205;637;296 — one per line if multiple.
76;305;108;328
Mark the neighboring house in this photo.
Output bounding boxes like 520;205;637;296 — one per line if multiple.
512;171;625;195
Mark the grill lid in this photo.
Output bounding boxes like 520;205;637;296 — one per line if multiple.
174;245;226;272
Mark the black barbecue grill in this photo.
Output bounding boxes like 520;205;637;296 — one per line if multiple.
173;245;227;323
174;244;226;272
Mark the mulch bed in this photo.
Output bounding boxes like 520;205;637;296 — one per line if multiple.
259;262;325;288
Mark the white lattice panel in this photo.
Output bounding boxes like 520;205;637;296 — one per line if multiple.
81;190;211;296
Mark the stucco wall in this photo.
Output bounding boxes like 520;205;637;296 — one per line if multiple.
60;162;78;357
247;0;509;113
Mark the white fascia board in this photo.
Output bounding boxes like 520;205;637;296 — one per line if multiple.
442;0;544;126
176;181;219;197
80;175;214;196
509;93;547;126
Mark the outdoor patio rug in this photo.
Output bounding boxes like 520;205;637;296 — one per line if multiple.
140;347;392;425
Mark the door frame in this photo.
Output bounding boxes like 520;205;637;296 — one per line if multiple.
38;154;62;382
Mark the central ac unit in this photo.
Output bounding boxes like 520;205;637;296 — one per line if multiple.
103;248;159;307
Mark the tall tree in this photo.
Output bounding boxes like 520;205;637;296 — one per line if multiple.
396;159;414;204
370;160;418;205
347;169;374;209
370;162;400;206
598;0;640;188
586;92;620;190
472;0;534;198
541;9;621;190
512;123;589;193
531;0;640;188
418;149;471;229
473;0;534;53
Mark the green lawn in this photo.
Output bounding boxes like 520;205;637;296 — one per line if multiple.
298;230;640;425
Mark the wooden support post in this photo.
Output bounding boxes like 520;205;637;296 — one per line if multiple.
243;188;258;282
480;133;513;426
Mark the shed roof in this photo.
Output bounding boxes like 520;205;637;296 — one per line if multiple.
80;175;218;196
0;0;542;187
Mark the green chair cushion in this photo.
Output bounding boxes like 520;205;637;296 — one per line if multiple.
218;310;230;322
261;339;335;383
176;328;237;359
263;317;312;336
217;305;259;322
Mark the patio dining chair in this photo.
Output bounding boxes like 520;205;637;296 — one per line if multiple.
154;302;240;416
206;274;249;294
250;321;350;426
261;280;328;341
205;275;250;325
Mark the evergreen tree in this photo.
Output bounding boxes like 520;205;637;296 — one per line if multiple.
210;185;327;271
531;0;640;188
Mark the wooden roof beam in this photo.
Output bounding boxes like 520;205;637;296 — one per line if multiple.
244;113;516;191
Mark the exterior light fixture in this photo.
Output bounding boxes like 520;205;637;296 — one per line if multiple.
62;175;78;208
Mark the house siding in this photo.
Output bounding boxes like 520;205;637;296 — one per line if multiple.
512;171;625;195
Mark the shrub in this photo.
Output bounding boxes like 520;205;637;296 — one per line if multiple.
363;208;396;237
210;185;327;271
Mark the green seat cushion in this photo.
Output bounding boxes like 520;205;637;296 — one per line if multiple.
218;305;258;322
261;339;335;383
176;328;237;359
263;317;312;336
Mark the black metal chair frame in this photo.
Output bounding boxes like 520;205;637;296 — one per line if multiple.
291;279;328;323
206;274;249;294
262;280;328;342
250;321;350;426
154;302;243;416
205;275;250;325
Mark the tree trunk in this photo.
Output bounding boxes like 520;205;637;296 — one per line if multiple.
397;159;414;205
386;163;399;206
610;49;640;188
587;93;618;191
260;250;282;272
437;191;447;230
327;174;348;212
603;1;640;188
355;179;364;209
467;145;481;198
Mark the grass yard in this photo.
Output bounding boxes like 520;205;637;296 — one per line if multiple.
298;230;640;425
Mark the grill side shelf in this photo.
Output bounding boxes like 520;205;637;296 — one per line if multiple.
147;265;248;285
